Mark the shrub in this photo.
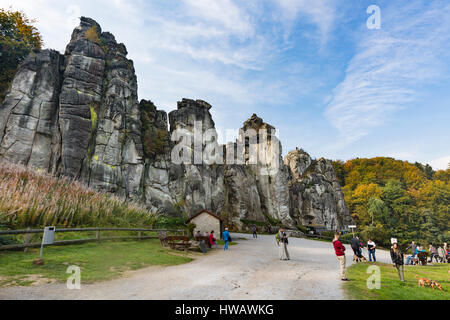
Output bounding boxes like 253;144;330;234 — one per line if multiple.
297;225;308;234
140;100;169;158
340;233;354;244
154;216;186;229
187;223;196;238
321;231;335;239
85;26;100;43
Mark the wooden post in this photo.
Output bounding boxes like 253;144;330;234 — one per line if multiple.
138;231;142;240
23;227;31;253
96;229;101;242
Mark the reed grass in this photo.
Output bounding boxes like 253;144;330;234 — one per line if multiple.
0;161;156;229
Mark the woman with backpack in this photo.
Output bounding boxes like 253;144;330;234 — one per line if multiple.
223;228;231;251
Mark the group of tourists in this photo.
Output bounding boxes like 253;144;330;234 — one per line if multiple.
375;240;450;282
332;233;450;282
404;241;449;265
350;236;377;262
332;233;404;282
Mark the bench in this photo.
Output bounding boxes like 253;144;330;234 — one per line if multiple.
167;236;191;252
195;236;212;248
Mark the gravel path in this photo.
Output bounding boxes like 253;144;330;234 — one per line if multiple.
0;234;391;300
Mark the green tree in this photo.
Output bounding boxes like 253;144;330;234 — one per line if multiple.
424;164;434;180
0;9;42;102
367;197;386;227
336;157;448;244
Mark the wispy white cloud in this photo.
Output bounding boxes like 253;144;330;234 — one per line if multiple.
181;0;253;36
271;0;338;45
429;155;450;171
325;1;450;145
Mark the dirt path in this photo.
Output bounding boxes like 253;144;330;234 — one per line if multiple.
0;234;391;300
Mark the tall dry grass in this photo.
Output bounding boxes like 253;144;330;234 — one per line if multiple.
0;161;156;229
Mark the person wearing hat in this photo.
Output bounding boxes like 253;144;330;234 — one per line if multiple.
223;228;231;251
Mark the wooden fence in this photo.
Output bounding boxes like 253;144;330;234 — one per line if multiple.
0;228;186;251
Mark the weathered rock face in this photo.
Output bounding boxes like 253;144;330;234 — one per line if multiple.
236;114;293;227
0;49;63;172
285;149;353;230
0;17;352;230
143;99;225;216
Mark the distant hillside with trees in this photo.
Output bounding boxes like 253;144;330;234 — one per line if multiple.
332;157;449;246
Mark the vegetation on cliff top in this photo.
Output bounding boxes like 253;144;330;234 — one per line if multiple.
333;157;449;246
0;9;42;103
140;100;169;158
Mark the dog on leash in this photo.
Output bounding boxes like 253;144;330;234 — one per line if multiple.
416;275;432;288
431;280;447;292
353;255;368;263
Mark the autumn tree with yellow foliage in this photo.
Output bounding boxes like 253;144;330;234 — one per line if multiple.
0;9;43;102
333;158;449;246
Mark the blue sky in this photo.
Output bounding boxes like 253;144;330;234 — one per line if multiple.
1;0;449;169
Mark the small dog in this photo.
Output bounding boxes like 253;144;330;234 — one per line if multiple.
416;275;432;288
431;280;447;291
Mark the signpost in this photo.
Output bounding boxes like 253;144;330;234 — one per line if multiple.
348;225;357;238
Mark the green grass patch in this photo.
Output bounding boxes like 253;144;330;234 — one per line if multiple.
0;239;192;287
344;262;450;300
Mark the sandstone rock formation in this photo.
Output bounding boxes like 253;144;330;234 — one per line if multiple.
0;17;353;231
285;149;353;230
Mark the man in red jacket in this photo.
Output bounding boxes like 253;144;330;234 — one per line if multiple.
333;233;349;281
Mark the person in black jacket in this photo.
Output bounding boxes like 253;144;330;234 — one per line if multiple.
351;236;363;258
390;243;405;282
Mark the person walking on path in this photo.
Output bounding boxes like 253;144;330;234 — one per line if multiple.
209;231;217;249
367;239;377;262
252;225;258;239
405;241;417;265
276;228;290;260
333;233;348;281
223;228;231;251
390;243;405;282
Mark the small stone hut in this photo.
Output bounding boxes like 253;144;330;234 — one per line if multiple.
186;210;224;239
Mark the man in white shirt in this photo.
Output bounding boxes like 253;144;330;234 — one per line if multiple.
367;239;377;262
